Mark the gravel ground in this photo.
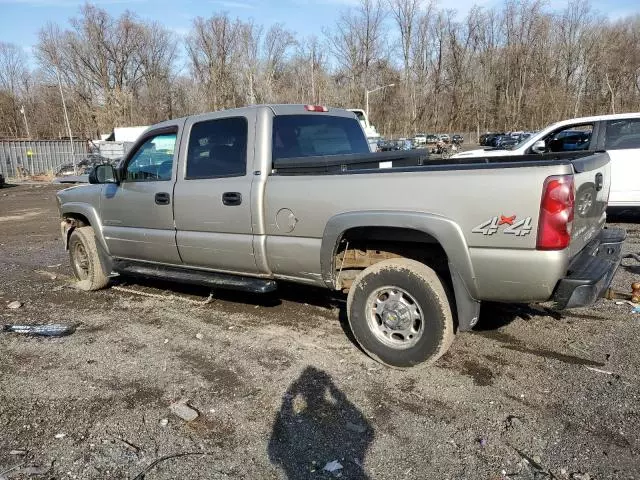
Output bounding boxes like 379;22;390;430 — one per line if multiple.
1;184;639;480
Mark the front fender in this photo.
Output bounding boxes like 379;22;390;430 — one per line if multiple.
60;202;109;255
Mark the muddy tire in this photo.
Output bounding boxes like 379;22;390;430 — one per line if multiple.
347;258;454;368
68;226;109;291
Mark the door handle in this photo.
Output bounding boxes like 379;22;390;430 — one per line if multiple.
222;192;242;206
155;192;171;205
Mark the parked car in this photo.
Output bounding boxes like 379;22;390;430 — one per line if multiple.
378;139;401;151
492;135;519;149
438;134;450;143
426;134;439;145
413;133;426;145
57;104;624;368
453;112;640;208
452;134;464;145
479;132;504;146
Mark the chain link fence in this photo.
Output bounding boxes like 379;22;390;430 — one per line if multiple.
0;140;89;178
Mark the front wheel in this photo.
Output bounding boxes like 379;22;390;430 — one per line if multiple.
347;258;454;368
68;226;109;291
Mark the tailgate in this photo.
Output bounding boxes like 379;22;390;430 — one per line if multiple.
568;152;611;258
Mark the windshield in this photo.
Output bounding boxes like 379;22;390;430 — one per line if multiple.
272;115;371;161
507;134;533;150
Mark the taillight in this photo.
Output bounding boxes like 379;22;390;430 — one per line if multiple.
536;175;575;250
304;105;328;112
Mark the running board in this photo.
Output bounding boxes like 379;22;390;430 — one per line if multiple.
112;260;278;294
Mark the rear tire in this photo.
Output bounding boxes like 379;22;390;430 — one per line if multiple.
68;226;109;291
347;258;454;368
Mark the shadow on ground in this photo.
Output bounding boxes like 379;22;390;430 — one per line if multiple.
607;207;640;224
267;366;373;479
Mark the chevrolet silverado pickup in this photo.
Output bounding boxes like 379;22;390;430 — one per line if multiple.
56;105;625;368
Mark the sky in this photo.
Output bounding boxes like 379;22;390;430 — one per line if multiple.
0;0;637;68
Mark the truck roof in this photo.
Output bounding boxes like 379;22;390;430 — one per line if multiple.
155;105;357;126
549;112;640;129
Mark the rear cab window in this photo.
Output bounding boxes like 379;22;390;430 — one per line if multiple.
605;118;640;150
272;115;370;162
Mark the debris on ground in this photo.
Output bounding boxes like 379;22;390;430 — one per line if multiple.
9;450;27;455
585;366;614;375
54;433;66;439
6;301;22;309
159;418;169;427
2;323;76;337
131;452;206;480
34;269;57;280
18;463;53;476
195;333;203;340
169;400;199;422
505;415;523;430
323;460;343;474
571;473;591;480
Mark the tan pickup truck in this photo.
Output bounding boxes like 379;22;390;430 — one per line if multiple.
56;104;625;367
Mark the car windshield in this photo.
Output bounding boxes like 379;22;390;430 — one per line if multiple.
507;134;534;150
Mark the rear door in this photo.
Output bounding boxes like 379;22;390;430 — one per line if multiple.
604;117;640;207
100;126;182;264
173;112;257;274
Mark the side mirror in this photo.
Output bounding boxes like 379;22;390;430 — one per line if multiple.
89;164;118;184
531;140;546;154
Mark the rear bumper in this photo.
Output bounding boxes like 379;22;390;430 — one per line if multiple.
552;227;626;309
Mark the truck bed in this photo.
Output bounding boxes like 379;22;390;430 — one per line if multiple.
273;150;605;175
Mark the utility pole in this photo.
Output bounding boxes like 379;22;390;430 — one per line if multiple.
55;65;76;175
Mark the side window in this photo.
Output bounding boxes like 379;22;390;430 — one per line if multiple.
125;133;177;182
186;117;247;179
544;124;593;152
605;119;640;150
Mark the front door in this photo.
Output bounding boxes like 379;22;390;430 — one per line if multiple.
173;112;257;274
604;118;640;207
101;127;182;264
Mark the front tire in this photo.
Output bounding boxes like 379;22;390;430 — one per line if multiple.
68;226;109;291
347;258;454;368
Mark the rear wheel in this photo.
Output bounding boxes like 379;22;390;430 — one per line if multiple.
68;226;109;291
347;258;454;368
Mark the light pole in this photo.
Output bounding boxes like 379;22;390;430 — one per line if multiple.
365;83;395;118
55;64;76;175
19;105;30;138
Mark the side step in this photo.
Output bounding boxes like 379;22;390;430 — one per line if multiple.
112;260;278;294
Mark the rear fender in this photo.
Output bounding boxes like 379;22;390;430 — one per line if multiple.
321;211;480;331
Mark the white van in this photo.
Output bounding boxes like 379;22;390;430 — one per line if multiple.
453;113;640;208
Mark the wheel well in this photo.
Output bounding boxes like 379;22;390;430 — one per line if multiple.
63;213;90;227
334;226;450;291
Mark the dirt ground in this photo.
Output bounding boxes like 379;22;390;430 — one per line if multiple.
1;184;639;480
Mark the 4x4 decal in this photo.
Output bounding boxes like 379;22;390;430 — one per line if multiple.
472;215;533;236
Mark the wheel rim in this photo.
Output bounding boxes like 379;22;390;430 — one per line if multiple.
72;241;90;280
365;286;424;350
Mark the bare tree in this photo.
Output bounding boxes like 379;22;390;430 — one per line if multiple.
0;42;29;136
